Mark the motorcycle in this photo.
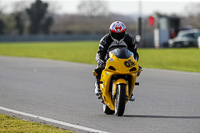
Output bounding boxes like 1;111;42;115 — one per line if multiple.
93;48;141;116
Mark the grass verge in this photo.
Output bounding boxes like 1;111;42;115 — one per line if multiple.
138;48;200;72
0;114;71;133
0;41;98;64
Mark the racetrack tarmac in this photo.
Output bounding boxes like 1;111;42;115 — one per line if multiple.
0;56;200;133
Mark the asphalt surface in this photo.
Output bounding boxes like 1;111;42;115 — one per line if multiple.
0;56;200;133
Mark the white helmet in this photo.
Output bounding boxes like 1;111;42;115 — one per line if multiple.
109;21;126;44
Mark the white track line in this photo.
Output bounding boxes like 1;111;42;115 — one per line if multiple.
0;106;109;133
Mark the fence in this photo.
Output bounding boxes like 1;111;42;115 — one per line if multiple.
0;34;155;48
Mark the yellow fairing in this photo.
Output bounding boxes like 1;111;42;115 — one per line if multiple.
100;53;139;110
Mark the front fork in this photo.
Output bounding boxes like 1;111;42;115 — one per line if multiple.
112;79;129;100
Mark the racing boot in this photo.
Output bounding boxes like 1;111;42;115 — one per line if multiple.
129;94;135;101
95;82;101;96
93;67;103;96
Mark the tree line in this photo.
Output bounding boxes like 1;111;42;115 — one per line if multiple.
0;0;199;35
0;0;53;35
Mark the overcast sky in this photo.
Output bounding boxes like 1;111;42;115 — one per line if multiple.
1;0;200;15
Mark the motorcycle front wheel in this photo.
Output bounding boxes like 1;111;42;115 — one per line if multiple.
115;84;126;116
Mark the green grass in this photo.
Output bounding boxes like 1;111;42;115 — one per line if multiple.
138;48;200;72
0;41;98;64
0;114;72;133
0;41;200;73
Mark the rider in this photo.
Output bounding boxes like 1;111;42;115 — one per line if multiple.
94;21;140;101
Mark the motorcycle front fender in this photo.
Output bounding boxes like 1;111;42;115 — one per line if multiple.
112;78;129;98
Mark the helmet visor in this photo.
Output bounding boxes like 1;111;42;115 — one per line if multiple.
111;32;125;41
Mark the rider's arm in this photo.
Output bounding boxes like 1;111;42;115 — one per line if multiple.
124;34;139;61
96;34;112;62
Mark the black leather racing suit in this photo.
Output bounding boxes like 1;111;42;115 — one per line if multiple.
95;33;139;79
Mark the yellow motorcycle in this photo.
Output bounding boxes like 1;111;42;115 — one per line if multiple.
93;48;141;116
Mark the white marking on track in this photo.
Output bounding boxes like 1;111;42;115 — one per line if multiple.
0;106;109;133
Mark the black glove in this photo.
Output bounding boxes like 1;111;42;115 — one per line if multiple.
139;66;142;71
97;59;105;68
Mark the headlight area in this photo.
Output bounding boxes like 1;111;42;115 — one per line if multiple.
183;41;190;45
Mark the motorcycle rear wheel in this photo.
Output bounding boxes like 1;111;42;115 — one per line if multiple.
115;84;126;116
103;104;115;115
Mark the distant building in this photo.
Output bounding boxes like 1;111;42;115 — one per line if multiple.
149;13;181;48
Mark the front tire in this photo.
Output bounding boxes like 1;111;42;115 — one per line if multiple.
115;84;126;116
103;104;115;115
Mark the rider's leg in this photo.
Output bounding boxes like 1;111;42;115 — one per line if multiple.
129;94;135;101
93;67;103;96
94;76;101;96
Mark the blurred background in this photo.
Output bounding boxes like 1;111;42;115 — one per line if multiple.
0;0;200;48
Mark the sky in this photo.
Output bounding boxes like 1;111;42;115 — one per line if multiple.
0;0;200;16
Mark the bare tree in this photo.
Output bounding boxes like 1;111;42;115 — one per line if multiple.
77;0;109;17
11;1;30;35
46;1;62;14
0;0;5;34
0;0;4;15
185;2;200;16
183;2;200;28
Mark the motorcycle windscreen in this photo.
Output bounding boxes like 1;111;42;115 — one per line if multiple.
110;48;132;59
